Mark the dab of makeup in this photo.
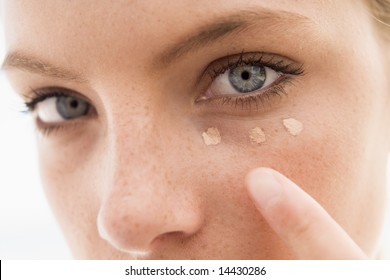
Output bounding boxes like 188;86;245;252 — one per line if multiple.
249;127;266;144
283;118;303;136
202;127;221;145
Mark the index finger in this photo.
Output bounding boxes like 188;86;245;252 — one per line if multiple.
246;167;367;259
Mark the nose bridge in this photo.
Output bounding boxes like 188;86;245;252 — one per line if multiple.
97;105;202;253
101;77;176;197
104;102;170;208
107;99;167;181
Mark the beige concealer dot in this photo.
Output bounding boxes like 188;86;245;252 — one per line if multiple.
283;118;303;136
202;127;221;145
249;127;266;144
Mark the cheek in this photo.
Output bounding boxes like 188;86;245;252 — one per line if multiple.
36;84;386;259
37;126;117;258
197;83;386;257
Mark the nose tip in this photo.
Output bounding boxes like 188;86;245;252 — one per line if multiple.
97;207;161;253
97;197;202;254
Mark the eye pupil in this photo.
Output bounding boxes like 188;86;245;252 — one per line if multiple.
70;100;79;108
229;65;266;93
241;71;250;80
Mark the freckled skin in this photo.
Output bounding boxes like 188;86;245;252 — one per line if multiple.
3;0;390;259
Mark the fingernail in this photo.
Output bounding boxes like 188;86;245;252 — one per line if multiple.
246;168;282;210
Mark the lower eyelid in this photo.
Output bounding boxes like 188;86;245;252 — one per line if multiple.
34;119;66;136
34;112;96;136
198;74;289;103
33;105;96;137
194;76;295;115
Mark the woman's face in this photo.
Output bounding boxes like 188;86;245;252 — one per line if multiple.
2;0;390;259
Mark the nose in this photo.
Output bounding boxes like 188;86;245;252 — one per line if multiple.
97;180;203;254
96;111;203;254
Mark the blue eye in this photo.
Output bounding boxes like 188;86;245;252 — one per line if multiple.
56;96;90;120
196;52;304;107
205;64;282;99
23;88;95;135
34;95;91;123
228;65;266;93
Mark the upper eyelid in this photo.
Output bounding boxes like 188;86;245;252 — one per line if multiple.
24;87;92;110
203;51;304;82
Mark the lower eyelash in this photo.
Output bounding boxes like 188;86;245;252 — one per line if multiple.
202;75;294;111
34;116;88;136
34;123;64;136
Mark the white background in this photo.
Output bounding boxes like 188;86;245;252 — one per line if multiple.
3;260;390;280
0;25;75;259
0;24;389;260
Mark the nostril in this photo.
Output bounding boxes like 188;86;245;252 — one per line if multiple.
150;230;189;247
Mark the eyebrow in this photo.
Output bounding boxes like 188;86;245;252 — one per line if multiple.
158;9;314;65
1;9;313;79
1;51;88;83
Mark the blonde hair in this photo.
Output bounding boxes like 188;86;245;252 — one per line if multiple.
370;0;390;38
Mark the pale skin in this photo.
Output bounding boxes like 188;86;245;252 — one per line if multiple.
2;0;390;259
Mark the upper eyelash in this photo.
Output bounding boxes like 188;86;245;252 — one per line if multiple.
207;51;305;80
24;87;82;111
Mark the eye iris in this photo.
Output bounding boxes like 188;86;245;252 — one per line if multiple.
56;96;89;119
228;65;266;93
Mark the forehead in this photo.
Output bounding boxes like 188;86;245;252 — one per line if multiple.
1;0;363;80
0;0;338;47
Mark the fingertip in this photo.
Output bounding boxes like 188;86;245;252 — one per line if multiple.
246;168;367;259
246;167;283;211
246;167;277;186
